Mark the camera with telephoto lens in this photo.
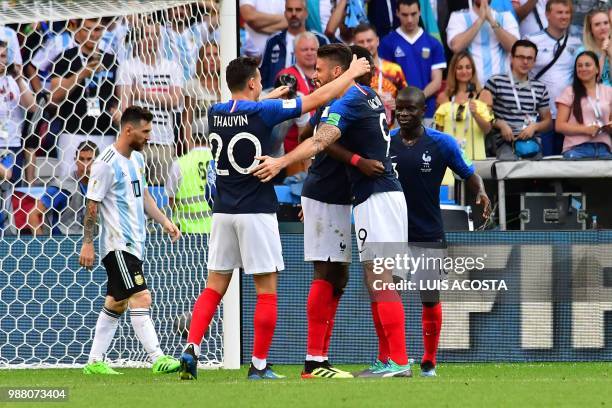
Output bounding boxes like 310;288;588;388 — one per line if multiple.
275;73;298;99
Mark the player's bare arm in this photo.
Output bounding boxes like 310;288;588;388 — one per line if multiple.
466;173;491;219
79;199;99;269
325;143;384;178
253;123;341;182
300;55;370;114
143;188;181;242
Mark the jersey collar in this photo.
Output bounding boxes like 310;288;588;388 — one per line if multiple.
395;27;423;45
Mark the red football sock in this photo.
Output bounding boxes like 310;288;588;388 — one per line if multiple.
370;302;390;362
306;280;333;357
422;303;442;366
376;294;408;365
252;293;278;360
187;287;223;345
322;294;341;357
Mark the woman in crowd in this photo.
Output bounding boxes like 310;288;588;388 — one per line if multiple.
434;51;493;161
579;6;611;86
556;51;612;159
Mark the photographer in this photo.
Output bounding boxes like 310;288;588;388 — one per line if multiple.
0;40;36;184
273;32;318;174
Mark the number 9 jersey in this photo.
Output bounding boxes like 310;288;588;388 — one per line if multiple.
208;98;303;214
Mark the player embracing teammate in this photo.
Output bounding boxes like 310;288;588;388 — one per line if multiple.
255;45;412;378
178;54;372;380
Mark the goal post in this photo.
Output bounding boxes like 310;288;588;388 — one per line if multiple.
0;0;240;369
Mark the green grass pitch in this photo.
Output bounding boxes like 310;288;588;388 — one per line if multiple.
1;363;611;407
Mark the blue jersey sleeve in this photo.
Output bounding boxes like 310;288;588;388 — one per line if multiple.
259;98;303;127
322;95;358;134
40;187;69;212
378;34;394;62
431;38;447;69
442;135;475;180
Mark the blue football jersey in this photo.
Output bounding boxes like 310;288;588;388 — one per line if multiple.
322;84;402;205
208;98;302;213
301;100;352;205
389;127;474;241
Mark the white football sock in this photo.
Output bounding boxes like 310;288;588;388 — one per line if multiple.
251;356;267;370
129;308;164;362
305;355;325;362
88;307;121;363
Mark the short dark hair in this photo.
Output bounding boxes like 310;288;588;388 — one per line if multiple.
353;22;377;37
317;43;352;71
545;0;572;13
397;0;420;10
226;57;259;92
349;45;375;86
511;39;538;57
75;140;98;158
121;105;153;127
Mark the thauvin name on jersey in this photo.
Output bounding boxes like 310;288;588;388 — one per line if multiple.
213;114;249;127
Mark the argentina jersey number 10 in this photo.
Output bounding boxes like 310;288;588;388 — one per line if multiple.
209;132;262;175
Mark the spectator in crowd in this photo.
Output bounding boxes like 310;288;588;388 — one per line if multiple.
305;0;335;34
525;0;582;155
0;40;36;184
435;51;493;161
184;43;221;147
161;4;214;80
577;6;611;86
379;0;447;125
275;31;318;156
0;24;23;71
353;23;407;125
118;21;185;186
323;0;348;41
366;0;398;38
483;39;552;160
239;0;286;59
447;0;519;85
27;141;97;235
513;0;548;37
50;17;118;178
555;51;612;159
166;121;215;234
260;0;329;89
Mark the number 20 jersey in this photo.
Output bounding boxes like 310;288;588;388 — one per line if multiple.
322;84;402;205
208;98;303;214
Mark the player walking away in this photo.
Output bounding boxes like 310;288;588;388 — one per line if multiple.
254;47;413;378
299;44;385;379
179;55;371;381
79;106;182;375
390;87;491;377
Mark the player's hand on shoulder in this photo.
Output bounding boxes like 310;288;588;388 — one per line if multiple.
357;158;385;178
79;242;95;270
252;155;284;183
163;221;181;242
347;54;371;79
262;85;290;100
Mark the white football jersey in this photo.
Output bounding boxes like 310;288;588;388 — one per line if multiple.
86;144;148;260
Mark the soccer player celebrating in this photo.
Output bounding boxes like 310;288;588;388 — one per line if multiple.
299;44;384;379
389;87;491;377
254;47;412;378
79;106;182;375
179;55;371;380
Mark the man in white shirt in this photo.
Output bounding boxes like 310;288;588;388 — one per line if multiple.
447;0;519;84
239;0;287;59
117;22;185;186
512;0;548;37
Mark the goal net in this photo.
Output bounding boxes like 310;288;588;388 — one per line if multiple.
0;0;237;368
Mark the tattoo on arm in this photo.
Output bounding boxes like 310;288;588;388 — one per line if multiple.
311;124;341;155
83;199;99;244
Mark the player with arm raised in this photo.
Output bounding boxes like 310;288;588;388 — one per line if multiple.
179;55;371;381
254;47;412;378
390;87;491;377
79;106;182;375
